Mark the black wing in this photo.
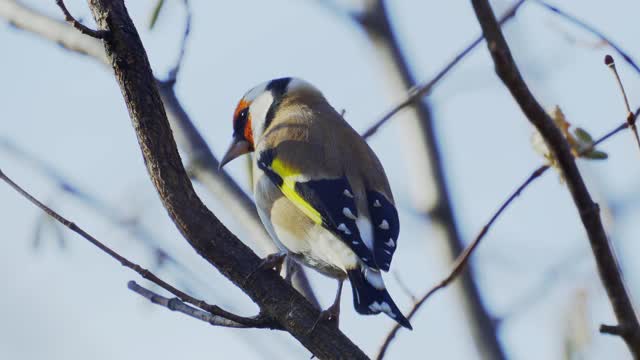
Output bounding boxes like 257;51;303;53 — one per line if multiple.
366;191;400;271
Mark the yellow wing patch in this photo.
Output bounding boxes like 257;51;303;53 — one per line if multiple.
271;158;323;225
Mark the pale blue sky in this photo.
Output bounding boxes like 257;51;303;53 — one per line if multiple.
1;1;640;359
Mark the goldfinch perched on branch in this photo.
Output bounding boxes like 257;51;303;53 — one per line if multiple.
220;77;411;329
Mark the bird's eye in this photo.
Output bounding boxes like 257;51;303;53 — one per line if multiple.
234;108;250;135
239;108;248;121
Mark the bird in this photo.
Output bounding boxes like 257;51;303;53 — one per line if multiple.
219;77;411;330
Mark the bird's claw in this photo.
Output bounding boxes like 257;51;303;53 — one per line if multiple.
307;305;340;334
243;253;287;285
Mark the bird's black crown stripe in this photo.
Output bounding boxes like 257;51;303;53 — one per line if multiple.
264;77;292;131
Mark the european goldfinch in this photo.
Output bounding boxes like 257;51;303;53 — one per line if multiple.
220;77;411;329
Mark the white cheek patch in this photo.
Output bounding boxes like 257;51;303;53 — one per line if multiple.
248;91;274;141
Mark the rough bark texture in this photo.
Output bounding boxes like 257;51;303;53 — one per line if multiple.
471;0;640;356
84;1;366;358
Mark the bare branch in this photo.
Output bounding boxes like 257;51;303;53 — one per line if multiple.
377;116;632;359
1;137;194;274
127;281;276;329
377;165;547;360
604;56;640;152
0;168;277;329
352;2;525;359
532;0;640;75
0;0;319;307
361;0;526;139
0;0;106;61
54;0;105;39
81;1;365;357
165;0;191;84
471;0;640;354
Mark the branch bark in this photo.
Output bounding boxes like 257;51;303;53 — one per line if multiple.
65;0;364;358
0;0;318;307
471;0;640;355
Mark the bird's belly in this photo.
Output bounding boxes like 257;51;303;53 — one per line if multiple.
291;225;357;279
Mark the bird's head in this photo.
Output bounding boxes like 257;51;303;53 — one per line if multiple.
219;77;319;168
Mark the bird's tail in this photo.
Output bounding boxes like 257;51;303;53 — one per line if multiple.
347;267;412;329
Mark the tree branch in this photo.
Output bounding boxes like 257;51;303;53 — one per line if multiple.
81;1;364;358
127;281;276;329
360;0;526;139
532;0;640;75
54;0;105;39
164;0;191;84
0;0;318;307
350;2;530;359
0;167;273;329
0;137;206;286
377;115;632;359
471;0;640;355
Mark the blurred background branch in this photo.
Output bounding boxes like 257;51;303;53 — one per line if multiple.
0;0;319;308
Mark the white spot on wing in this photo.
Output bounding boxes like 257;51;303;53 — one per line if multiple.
373;199;381;207
356;217;374;250
342;207;357;220
343;189;354;198
379;219;389;230
364;267;385;289
337;223;351;235
384;249;392;255
369;301;394;317
385;238;395;248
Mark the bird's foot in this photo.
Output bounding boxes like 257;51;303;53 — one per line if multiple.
283;257;297;284
307;303;340;334
243;252;287;285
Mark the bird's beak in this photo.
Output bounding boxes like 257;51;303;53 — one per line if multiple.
219;139;251;169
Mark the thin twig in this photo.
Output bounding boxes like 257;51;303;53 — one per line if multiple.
532;0;640;75
604;56;640;152
165;0;191;84
0;137;204;284
376;165;548;360
55;0;105;39
472;0;640;354
361;0;526;139
0;168;280;329
128;281;260;328
376;118;632;359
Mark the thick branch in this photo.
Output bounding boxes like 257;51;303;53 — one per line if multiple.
83;1;364;358
0;0;318;307
471;0;640;354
